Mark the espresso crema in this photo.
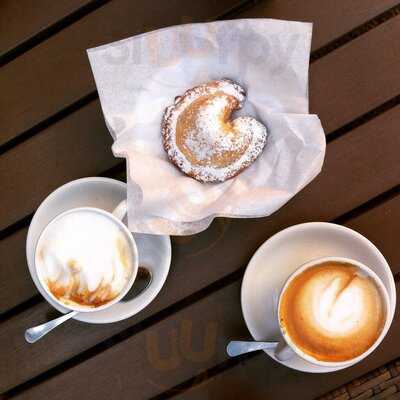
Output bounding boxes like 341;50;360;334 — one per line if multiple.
279;262;386;362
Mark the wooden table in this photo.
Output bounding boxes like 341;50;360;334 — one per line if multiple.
1;1;400;399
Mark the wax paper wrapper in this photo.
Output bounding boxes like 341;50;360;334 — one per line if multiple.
88;19;326;235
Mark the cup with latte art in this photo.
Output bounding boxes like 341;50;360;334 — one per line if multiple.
277;257;391;367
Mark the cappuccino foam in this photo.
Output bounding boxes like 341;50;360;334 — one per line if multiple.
279;262;386;362
36;209;134;309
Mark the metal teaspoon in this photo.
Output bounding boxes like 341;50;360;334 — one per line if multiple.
25;267;152;344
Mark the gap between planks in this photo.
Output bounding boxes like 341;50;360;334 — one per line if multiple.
310;3;400;62
0;0;110;67
0;0;257;67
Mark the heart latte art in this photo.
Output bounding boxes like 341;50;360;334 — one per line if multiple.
162;79;268;182
279;262;386;362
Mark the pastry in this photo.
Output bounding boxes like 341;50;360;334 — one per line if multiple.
162;79;268;183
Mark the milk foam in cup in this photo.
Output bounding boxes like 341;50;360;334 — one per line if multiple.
35;207;138;311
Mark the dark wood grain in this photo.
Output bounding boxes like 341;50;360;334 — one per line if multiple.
236;0;400;50
0;0;244;147
0;227;36;310
0;101;117;232
11;243;400;400
309;15;400;133
2;13;400;232
1;105;400;392
0;0;93;57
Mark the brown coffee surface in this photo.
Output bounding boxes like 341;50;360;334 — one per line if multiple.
279;262;386;362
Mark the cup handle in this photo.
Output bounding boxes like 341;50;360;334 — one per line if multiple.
112;199;128;222
274;341;296;361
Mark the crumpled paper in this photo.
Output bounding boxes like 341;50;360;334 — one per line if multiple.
88;19;326;235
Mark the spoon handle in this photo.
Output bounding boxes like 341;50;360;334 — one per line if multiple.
227;340;279;357
25;311;78;343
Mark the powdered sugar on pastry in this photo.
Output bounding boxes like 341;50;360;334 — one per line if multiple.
184;95;247;161
162;79;268;183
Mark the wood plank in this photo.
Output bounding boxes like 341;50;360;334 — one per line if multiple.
11;268;400;399
237;0;400;50
2;12;400;231
0;0;243;146
0;0;93;57
170;288;400;400
0;100;117;232
1;106;399;391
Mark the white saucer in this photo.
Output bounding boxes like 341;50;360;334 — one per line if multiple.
26;177;171;323
241;222;396;373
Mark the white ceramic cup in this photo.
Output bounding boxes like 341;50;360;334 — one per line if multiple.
275;256;391;367
35;200;139;313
